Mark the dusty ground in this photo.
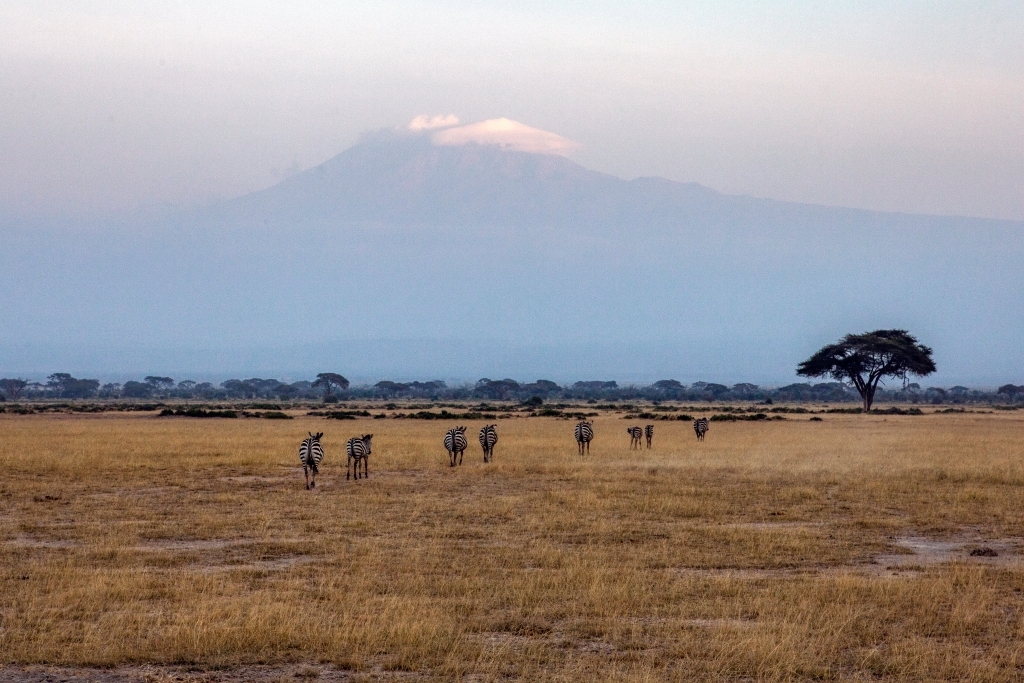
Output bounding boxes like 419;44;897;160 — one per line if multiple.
2;406;1024;681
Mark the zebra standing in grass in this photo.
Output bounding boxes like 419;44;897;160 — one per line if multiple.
445;426;468;467
575;421;594;455
645;425;654;449
693;417;709;441
299;432;324;489
346;434;373;480
479;424;498;463
627;426;643;450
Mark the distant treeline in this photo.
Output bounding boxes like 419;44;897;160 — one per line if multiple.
2;374;1023;405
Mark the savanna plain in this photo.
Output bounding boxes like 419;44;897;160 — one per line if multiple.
3;407;1024;682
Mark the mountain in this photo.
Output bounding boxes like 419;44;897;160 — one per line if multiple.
1;123;1022;384
220;126;1017;236
219;128;721;229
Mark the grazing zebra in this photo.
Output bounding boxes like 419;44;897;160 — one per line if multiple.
575;421;594;455
645;424;654;449
693;417;709;441
346;434;373;480
445;426;468;467
298;432;324;490
479;424;498;463
627;426;643;450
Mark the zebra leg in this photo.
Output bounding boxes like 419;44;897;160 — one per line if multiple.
304;465;310;490
364;456;369;479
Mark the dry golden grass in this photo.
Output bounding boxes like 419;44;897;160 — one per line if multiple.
3;408;1024;681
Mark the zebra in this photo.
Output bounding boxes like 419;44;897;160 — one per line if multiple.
479;424;498;463
346;434;373;480
627;426;643;450
445;426;468;467
645;424;654;449
693;417;709;441
575;421;594;455
298;432;324;489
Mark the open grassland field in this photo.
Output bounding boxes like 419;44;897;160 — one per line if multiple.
3;407;1024;681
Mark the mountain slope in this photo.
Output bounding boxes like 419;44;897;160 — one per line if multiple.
224;129;725;227
218;126;1024;238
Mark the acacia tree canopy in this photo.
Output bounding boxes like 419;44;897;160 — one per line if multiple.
0;378;28;400
312;373;350;397
797;329;936;412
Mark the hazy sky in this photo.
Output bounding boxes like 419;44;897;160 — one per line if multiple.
3;1;1023;219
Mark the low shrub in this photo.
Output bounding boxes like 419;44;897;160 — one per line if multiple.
158;408;238;418
308;410;371;420
710;413;785;422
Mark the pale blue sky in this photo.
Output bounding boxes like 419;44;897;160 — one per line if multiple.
2;1;1022;218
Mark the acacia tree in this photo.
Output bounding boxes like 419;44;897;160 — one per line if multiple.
312;373;349;399
797;329;936;412
0;378;28;400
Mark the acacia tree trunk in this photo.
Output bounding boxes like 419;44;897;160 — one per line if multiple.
852;375;878;412
862;378;879;412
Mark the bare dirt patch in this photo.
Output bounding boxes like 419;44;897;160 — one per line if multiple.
873;535;1024;571
4;536;79;549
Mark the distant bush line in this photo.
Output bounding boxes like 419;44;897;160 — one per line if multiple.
158;408;294;419
2;374;1023;408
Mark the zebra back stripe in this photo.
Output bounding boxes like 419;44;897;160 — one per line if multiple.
445;427;468;453
575;421;594;443
346;435;372;459
299;434;324;473
479;425;498;449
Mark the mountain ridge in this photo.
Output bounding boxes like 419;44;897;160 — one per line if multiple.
217;127;1022;229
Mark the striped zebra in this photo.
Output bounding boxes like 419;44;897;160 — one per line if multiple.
645;424;654;449
346;434;373;480
445;426;468;467
627;426;643;450
479;424;498;463
575;421;594;455
298;432;324;489
693;417;709;441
